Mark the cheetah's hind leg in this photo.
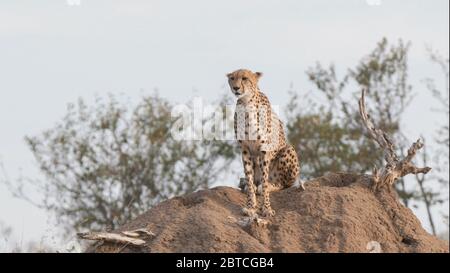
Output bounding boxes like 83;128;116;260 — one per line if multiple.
271;145;301;189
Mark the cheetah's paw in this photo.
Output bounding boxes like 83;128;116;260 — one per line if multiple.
241;207;258;218
260;207;275;218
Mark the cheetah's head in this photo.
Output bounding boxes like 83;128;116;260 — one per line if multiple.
226;69;262;99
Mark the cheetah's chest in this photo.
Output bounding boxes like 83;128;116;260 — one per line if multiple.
241;140;263;156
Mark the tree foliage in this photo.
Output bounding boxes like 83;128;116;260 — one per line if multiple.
287;38;412;181
12;94;235;232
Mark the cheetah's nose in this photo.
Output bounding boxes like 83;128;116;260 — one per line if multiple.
233;87;240;91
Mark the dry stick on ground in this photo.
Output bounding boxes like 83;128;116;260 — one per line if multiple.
77;232;146;246
77;228;155;246
358;89;432;191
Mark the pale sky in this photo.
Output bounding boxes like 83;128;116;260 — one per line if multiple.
0;0;448;250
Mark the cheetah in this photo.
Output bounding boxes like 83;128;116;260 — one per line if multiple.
227;69;302;221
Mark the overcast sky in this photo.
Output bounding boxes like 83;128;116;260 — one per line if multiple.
0;0;448;250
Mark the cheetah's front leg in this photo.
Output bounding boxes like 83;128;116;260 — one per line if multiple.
260;153;275;217
241;150;258;218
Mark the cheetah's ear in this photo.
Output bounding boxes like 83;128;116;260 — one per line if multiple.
226;73;233;78
255;72;263;79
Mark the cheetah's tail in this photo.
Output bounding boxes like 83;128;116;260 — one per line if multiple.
292;177;306;191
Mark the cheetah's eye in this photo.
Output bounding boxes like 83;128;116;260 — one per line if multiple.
242;77;248;81
230;77;235;80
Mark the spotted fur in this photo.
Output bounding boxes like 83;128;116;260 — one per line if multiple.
227;69;300;218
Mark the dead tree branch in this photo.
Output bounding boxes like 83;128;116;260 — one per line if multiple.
358;89;431;191
77;228;154;246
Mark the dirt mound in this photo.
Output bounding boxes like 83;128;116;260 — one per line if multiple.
88;173;448;253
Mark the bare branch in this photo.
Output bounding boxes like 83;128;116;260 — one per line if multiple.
121;228;155;238
359;89;398;166
358;89;432;191
77;232;146;246
77;228;154;246
404;139;424;163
